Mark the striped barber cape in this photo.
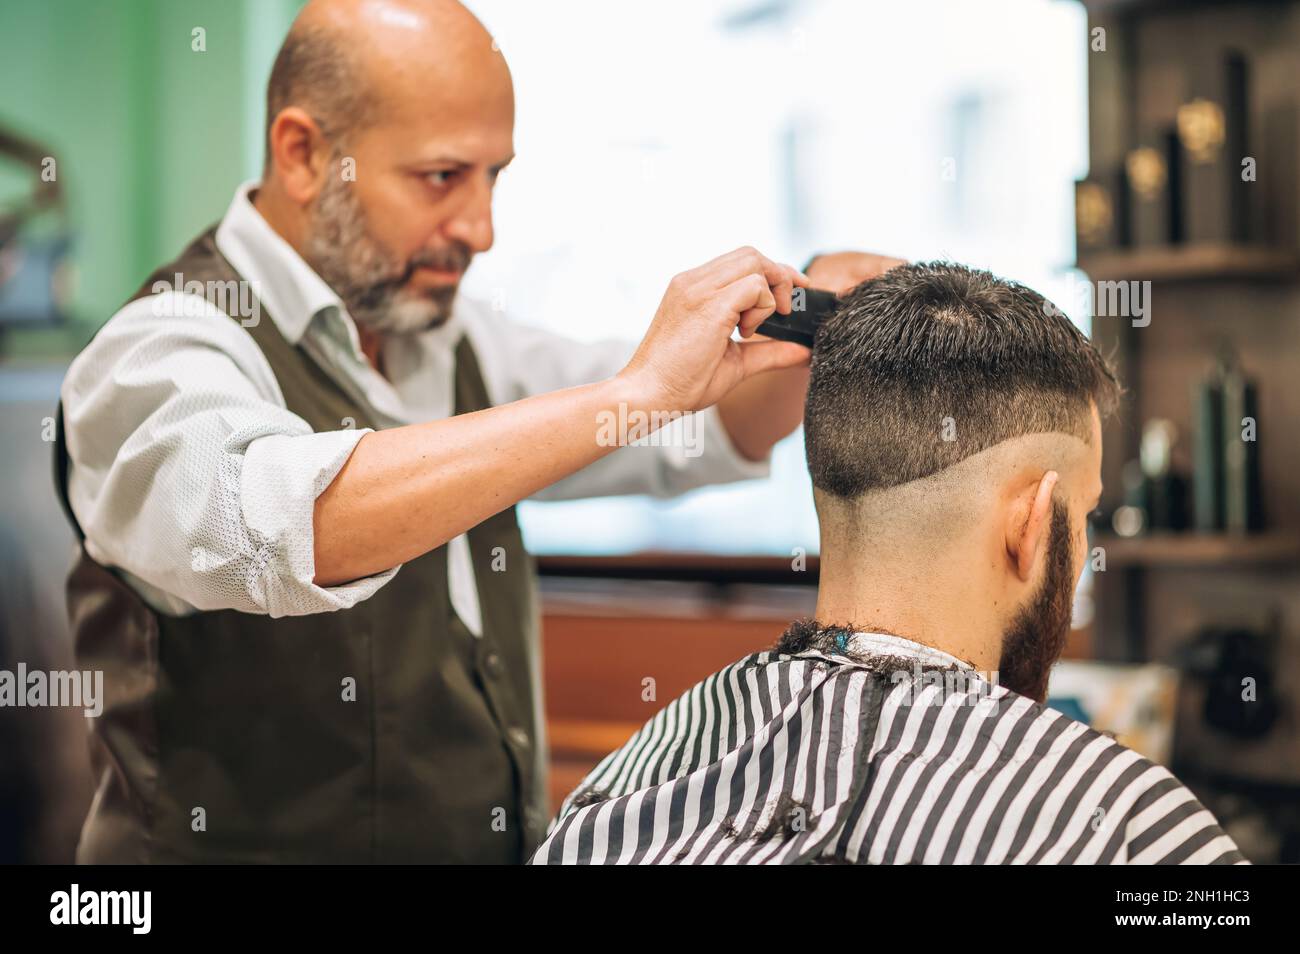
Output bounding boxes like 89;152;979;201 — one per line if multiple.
529;628;1247;865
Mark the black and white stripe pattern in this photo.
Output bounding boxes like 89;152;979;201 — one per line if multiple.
529;634;1246;865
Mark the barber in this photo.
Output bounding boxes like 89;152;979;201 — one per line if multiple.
55;0;901;863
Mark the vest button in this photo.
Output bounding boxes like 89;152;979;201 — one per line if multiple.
507;726;530;750
484;651;503;678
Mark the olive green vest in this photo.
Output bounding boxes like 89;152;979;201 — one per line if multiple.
54;227;546;863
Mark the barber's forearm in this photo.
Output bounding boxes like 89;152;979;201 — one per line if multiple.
716;364;810;461
312;374;650;585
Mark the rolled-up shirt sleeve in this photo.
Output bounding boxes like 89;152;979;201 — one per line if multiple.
62;292;398;618
463;302;772;502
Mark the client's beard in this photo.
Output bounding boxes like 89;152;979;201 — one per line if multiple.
997;501;1075;704
303;166;472;335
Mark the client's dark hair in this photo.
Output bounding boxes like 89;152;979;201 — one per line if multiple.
805;262;1120;498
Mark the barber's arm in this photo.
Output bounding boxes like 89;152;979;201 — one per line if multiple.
801;250;908;296
461;316;771;503
311;247;809;585
61;293;393;618
468;247;909;504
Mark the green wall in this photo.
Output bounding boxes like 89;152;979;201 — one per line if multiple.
0;0;302;356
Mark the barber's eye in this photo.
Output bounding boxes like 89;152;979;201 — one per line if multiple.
425;170;455;186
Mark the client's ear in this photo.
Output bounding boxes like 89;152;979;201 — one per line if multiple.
1006;471;1059;582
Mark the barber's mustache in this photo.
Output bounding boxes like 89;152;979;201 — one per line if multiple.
350;243;473;313
399;244;473;283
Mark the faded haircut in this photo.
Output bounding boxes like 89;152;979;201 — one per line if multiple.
805;262;1120;499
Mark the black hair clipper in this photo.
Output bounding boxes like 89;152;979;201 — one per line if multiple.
754;287;840;347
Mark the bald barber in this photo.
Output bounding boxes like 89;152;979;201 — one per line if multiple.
56;0;902;864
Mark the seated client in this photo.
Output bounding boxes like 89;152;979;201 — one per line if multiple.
529;262;1246;865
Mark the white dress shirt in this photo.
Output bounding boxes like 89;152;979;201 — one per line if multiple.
60;182;770;626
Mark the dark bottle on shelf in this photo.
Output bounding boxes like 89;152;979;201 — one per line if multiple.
1192;348;1262;534
1221;359;1262;532
1141;419;1189;532
1192;356;1226;532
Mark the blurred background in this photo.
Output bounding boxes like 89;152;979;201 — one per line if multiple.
2;0;1297;863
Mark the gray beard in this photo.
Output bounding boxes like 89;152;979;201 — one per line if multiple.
303;174;461;336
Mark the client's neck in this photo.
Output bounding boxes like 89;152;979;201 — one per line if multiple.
813;543;1003;671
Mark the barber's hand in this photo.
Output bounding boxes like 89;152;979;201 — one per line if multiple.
621;247;811;413
805;250;907;295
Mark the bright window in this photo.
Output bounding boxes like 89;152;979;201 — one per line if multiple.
462;0;1090;555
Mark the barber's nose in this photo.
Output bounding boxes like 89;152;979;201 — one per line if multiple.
444;177;495;254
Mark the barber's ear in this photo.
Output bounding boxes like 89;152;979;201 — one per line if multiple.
1006;471;1059;583
267;106;333;206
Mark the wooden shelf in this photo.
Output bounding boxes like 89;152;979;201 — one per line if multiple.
538;551;819;585
1076;244;1300;282
1093;532;1300;568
